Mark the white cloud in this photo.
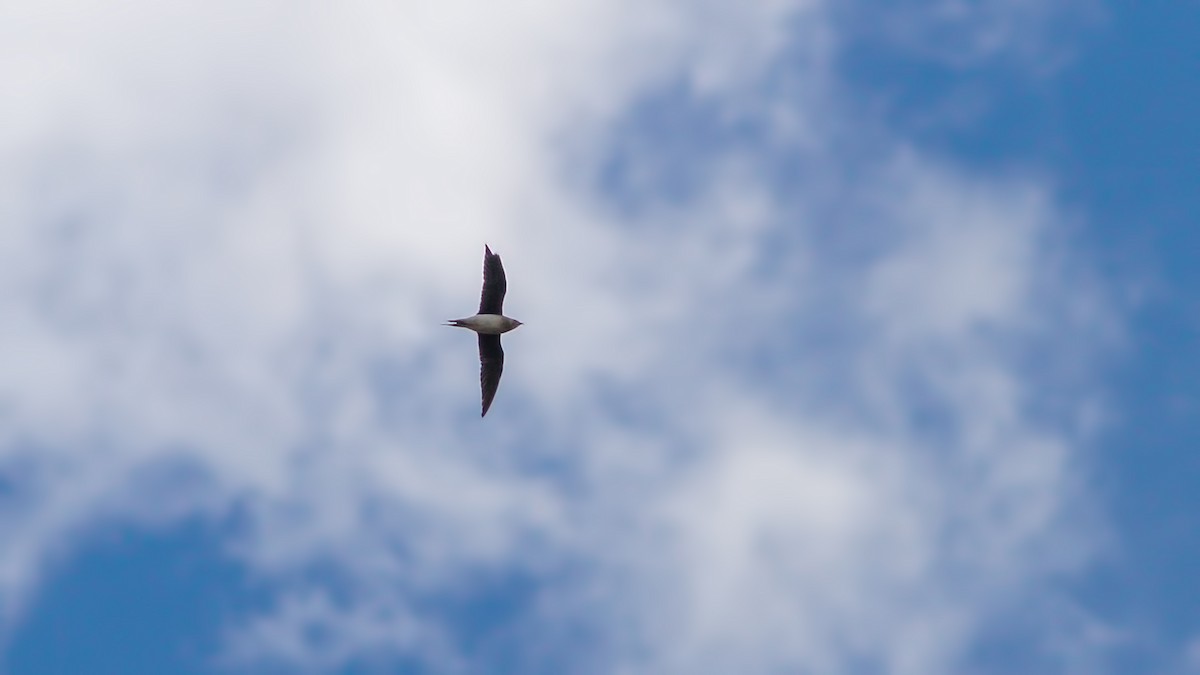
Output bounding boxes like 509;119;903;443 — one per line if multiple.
0;0;1111;673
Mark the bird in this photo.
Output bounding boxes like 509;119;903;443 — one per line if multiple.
445;245;523;416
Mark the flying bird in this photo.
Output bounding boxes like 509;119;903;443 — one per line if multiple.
445;245;523;416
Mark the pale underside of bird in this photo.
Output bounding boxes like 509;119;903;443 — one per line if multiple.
445;245;523;416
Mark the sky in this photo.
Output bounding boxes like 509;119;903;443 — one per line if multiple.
0;1;1197;674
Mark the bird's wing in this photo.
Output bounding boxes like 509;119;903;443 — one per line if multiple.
478;333;504;417
478;245;507;315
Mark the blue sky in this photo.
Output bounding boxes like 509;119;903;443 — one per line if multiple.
1;1;1198;674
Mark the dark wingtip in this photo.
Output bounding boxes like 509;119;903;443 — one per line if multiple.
485;244;493;256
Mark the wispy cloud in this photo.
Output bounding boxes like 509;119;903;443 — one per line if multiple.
0;0;1112;672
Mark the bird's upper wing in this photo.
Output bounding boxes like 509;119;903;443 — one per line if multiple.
478;333;504;417
478;245;507;315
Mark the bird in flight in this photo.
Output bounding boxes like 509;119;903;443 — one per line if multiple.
445;245;523;416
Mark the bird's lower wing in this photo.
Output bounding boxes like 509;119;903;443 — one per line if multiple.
478;334;504;417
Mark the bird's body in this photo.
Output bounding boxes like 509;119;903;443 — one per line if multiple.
445;246;522;416
445;314;522;335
